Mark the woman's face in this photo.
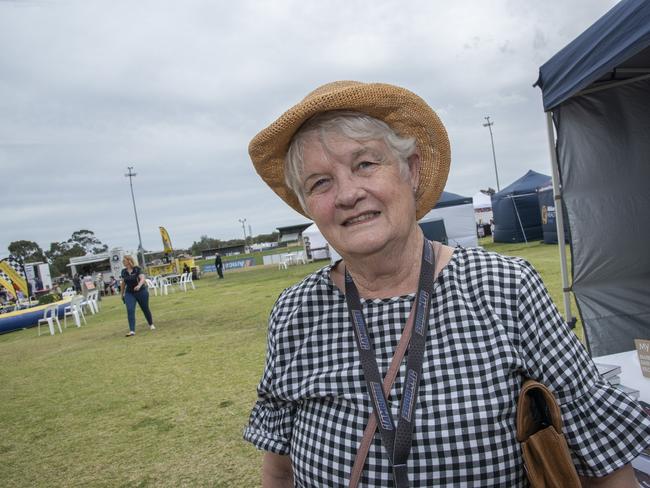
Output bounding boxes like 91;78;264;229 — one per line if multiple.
300;131;419;259
122;258;130;268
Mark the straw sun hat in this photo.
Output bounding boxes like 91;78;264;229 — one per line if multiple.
248;81;451;220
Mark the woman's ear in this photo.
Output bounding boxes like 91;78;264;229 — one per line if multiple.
407;149;421;190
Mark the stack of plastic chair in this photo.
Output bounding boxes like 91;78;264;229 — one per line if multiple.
38;304;63;336
87;290;100;313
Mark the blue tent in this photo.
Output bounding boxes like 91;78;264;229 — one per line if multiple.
535;0;650;111
536;0;650;356
491;170;551;243
434;191;473;209
420;191;478;248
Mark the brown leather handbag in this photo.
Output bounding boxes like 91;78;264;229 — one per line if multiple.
516;379;582;488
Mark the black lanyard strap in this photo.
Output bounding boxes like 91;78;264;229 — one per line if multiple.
344;239;436;487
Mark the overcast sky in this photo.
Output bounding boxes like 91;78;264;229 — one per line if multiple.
0;0;618;256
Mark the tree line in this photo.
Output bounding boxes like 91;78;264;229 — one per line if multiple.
188;232;279;256
6;230;281;277
7;230;108;277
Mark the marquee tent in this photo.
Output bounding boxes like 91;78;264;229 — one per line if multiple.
302;224;330;261
420;191;478;248
490;170;551;243
472;191;493;227
472;191;492;210
536;0;650;356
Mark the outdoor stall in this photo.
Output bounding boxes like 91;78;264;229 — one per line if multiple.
535;0;650;358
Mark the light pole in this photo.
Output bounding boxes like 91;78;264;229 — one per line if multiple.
125;166;146;268
238;218;248;253
482;116;501;192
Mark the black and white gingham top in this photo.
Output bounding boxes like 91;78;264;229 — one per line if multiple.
244;247;650;487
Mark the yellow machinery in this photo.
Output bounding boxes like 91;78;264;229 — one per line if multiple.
146;227;201;279
146;256;201;279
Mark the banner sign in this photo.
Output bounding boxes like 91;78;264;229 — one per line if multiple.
202;258;255;273
159;226;173;254
0;258;28;295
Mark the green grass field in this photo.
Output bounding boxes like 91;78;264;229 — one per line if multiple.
0;240;578;487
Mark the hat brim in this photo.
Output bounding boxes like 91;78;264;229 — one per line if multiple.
249;81;451;220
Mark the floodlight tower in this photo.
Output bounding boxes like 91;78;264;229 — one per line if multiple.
482;116;501;192
125;166;146;267
238;218;248;252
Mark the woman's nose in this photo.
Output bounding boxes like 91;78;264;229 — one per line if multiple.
334;176;365;208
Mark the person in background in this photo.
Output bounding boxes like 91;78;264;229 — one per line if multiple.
73;273;81;293
95;272;103;300
183;263;191;275
120;255;155;337
214;253;224;279
243;81;649;487
107;276;117;295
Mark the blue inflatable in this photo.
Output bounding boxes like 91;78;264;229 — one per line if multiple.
0;297;72;334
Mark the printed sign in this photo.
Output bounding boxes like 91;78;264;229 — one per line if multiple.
635;339;650;378
202;258;255;273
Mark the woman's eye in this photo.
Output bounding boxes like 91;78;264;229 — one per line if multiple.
309;178;329;193
357;161;375;170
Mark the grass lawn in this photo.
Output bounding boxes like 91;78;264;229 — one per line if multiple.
0;240;578;487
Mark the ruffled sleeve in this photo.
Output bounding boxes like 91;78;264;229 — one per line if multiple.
243;298;296;454
515;260;650;477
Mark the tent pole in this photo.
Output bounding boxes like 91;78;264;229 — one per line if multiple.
511;196;528;244
545;111;574;325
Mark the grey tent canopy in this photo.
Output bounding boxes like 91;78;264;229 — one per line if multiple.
536;0;650;356
491;170;550;243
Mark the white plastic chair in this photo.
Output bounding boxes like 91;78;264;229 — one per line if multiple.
89;290;100;313
178;273;189;292
185;271;196;291
278;255;289;270
63;296;87;328
81;291;98;315
62;290;76;298
158;277;173;295
38;304;62;336
295;251;308;265
146;278;159;296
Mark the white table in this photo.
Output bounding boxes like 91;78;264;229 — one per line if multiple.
593;350;650;403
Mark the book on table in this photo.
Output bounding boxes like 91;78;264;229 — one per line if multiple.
595;363;622;380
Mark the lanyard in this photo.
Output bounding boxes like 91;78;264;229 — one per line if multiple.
344;239;436;487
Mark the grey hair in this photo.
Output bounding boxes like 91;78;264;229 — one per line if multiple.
285;111;417;210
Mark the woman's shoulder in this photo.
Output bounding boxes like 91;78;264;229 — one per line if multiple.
270;265;337;319
446;246;537;292
452;246;533;273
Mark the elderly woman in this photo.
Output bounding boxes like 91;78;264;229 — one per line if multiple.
244;82;649;487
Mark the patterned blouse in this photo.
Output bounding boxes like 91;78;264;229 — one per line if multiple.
244;247;650;487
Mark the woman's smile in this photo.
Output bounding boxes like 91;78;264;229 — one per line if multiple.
342;211;380;226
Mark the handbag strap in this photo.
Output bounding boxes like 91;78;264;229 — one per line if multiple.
348;241;441;488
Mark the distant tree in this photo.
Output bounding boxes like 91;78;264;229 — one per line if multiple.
189;235;223;256
68;229;108;255
7;240;46;263
252;232;279;244
223;238;245;248
45;240;87;277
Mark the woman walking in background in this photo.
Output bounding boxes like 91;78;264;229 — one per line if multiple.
120;255;155;337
